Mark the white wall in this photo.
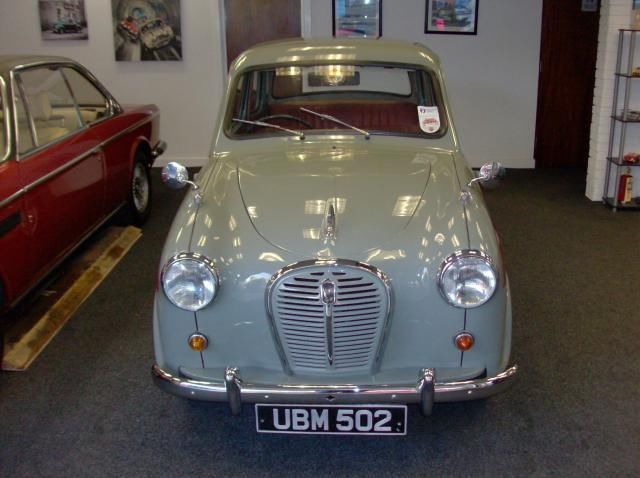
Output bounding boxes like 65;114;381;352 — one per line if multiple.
310;0;543;168
0;1;542;169
0;0;225;167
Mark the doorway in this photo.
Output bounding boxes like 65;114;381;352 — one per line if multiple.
223;0;302;70
534;1;601;168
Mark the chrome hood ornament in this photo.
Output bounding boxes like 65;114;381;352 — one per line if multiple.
323;202;337;240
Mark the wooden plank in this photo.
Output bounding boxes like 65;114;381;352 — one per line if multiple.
1;226;142;371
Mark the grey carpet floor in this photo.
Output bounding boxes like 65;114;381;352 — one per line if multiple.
0;169;638;477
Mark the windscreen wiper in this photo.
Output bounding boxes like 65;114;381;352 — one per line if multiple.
300;107;370;140
232;118;305;140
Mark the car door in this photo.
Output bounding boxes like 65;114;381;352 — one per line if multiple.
60;66;124;215
0;76;34;309
13;64;104;284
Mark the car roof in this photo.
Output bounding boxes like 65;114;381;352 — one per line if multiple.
229;38;442;75
0;55;75;78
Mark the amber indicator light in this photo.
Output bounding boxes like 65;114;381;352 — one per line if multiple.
455;332;474;351
188;333;209;351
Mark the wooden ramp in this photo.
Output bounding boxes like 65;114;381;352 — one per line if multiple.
1;226;141;371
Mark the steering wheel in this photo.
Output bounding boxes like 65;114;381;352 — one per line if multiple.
254;114;313;129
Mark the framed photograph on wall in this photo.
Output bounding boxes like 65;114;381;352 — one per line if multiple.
333;0;382;38
425;0;479;35
38;0;88;40
111;0;182;61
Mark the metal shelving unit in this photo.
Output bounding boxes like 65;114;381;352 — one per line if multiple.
604;29;640;210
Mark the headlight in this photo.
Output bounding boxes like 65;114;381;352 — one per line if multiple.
438;250;497;308
162;253;219;311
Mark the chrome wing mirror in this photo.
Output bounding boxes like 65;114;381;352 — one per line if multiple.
467;161;506;189
161;161;202;204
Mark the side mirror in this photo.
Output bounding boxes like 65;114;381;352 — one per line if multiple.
161;162;202;203
468;162;506;189
161;161;191;189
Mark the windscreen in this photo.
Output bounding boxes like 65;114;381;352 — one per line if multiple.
227;64;445;137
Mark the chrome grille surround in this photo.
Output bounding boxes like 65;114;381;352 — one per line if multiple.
266;259;392;375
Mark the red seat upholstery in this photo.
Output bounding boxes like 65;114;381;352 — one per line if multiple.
264;101;421;134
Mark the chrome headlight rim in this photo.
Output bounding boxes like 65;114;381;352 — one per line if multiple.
437;249;498;309
161;252;219;311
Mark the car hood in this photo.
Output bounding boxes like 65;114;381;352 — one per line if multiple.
228;141;461;258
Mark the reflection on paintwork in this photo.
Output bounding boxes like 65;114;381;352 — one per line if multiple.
305;200;325;215
365;248;406;262
328;151;353;162
242;272;271;288
316;247;332;258
204;214;213;229
435;233;445;245
304;198;347;215
392;196;423;217
232;237;242;248
303;228;320;239
259;252;284;262
451;234;461;248
175;227;183;243
246;206;258;218
196;235;207;247
425;215;432;232
228;215;237;231
447;217;455;230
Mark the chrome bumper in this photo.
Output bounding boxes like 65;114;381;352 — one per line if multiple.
151;364;518;416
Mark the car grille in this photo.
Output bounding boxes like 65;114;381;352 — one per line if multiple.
267;261;391;374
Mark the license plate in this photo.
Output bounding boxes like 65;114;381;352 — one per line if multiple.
255;404;407;435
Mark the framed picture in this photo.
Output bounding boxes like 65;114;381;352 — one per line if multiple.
333;0;382;38
111;0;182;61
634;0;640;10
38;0;88;40
425;0;479;35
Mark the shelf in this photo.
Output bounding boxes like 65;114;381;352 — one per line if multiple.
607;157;640;166
614;73;640;78
603;197;640;210
605;31;640;212
611;115;640;123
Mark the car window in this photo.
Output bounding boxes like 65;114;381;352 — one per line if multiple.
62;67;111;124
0;82;6;160
14;90;35;155
228;64;445;138
15;67;83;151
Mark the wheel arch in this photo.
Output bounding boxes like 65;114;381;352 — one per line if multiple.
128;136;153;171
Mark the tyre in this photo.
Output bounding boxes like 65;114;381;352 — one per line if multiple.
124;152;152;226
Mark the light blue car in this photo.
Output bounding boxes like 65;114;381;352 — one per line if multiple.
152;38;517;435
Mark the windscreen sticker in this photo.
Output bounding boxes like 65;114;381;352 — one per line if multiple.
418;106;441;134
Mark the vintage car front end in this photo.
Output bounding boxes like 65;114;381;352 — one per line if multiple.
152;39;516;430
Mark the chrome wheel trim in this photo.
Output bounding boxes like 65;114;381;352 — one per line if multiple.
132;162;149;213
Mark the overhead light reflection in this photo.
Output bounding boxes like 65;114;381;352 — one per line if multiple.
259;252;284;262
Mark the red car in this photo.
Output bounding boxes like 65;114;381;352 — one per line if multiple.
0;55;165;313
118;16;140;41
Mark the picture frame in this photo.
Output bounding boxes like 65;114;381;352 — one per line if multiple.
333;0;382;38
425;0;478;35
111;0;182;61
38;0;88;40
